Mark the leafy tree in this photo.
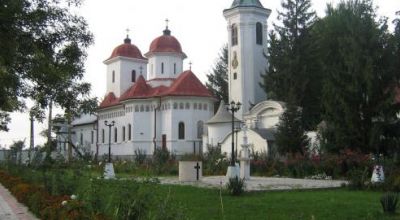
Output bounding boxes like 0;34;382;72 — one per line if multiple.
275;104;309;156
261;0;321;129
314;0;400;154
0;0;93;131
206;45;229;108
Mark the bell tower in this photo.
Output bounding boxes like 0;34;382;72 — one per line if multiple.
223;0;271;119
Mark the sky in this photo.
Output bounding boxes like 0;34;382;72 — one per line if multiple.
1;0;399;148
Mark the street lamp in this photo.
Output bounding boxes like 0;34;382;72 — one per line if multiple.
104;120;115;163
226;101;241;167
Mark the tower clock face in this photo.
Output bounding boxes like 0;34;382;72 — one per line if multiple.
232;51;239;69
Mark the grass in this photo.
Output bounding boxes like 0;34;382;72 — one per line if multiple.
155;185;399;220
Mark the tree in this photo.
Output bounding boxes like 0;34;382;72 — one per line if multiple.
275;104;309;156
0;0;93;131
206;45;229;108
314;0;400;154
261;0;321;129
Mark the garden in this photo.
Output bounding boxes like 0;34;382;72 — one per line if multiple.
1;145;399;220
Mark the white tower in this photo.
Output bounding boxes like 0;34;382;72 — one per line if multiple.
223;0;271;119
103;35;148;97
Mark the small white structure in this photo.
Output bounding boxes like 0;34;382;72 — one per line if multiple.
179;161;202;182
104;163;116;179
239;125;251;180
371;165;385;183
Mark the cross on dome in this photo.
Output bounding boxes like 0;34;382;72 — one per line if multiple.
163;19;171;35
124;28;131;44
165;18;169;29
126;28;130;37
189;61;192;70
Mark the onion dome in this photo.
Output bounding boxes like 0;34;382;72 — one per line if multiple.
145;27;187;58
105;36;146;61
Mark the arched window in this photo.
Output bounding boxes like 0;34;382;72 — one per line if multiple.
174;63;177;74
91;131;94;144
179;103;184;109
128;124;132;140
131;70;136;82
114;127;118;143
112;71;115;83
256;22;263;45
80;133;83;145
102;129;105;143
161;62;164;74
122;126;126;141
232;24;238;46
197;121;204;139
178;122;185;140
233;72;237;80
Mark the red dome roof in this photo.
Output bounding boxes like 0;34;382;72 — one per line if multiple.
146;29;186;57
106;37;146;61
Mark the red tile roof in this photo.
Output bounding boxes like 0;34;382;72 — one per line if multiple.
99;92;120;108
146;29;186;58
100;70;213;108
105;37;146;61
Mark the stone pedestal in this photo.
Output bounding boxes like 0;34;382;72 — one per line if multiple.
371;165;384;183
179;161;202;182
226;164;240;179
240;148;250;180
104;163;115;179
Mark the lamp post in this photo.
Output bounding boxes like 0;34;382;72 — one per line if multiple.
104;120;115;163
226;101;241;167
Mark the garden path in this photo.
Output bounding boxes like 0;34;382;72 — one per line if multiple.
0;184;39;220
158;176;347;191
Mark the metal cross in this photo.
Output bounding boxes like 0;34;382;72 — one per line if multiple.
194;162;201;180
189;61;192;70
165;18;169;28
126;28;130;36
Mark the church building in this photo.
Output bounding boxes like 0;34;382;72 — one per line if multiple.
61;0;289;159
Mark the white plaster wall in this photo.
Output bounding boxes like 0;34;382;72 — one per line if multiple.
105;58;148;97
220;130;268;156
224;7;270;119
147;54;184;80
207;123;232;147
71;124;97;154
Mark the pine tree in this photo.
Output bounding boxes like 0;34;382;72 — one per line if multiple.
206;45;229;108
261;0;321;129
275;103;309;156
314;0;400;154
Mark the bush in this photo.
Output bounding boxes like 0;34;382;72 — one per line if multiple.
134;149;147;165
380;192;398;214
226;176;245;196
203;145;228;175
347;167;369;190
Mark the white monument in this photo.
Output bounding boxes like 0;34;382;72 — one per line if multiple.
104;163;115;179
240;125;251;180
371;165;384;183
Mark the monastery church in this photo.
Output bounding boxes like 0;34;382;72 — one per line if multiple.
59;0;287;159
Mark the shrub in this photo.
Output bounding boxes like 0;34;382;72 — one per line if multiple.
347;167;369;190
203;145;228;175
380;192;398;214
134;149;147;165
226;176;245;196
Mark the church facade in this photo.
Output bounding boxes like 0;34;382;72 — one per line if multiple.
61;0;287;159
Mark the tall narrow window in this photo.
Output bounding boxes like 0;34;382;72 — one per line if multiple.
174;63;176;74
102;129;105;143
122;126;126;141
128;124;132;140
112;71;115;83
131;70;136;82
161;62;164;74
232;24;238;46
91;131;94;144
178;122;185;140
197;121;204;139
233;72;237;80
256;22;263;45
80;133;83;145
114;127;118;143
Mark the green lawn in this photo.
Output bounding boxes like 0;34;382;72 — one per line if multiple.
156;185;398;220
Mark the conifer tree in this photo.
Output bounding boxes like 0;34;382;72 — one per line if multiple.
261;0;320;130
314;0;400;154
206;45;229;109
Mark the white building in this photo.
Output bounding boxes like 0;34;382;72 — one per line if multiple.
66;0;289;159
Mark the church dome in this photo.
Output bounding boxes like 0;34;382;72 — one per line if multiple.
230;0;264;8
146;28;186;57
106;37;146;61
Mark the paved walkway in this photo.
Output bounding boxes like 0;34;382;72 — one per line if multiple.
0;184;38;220
158;176;347;191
